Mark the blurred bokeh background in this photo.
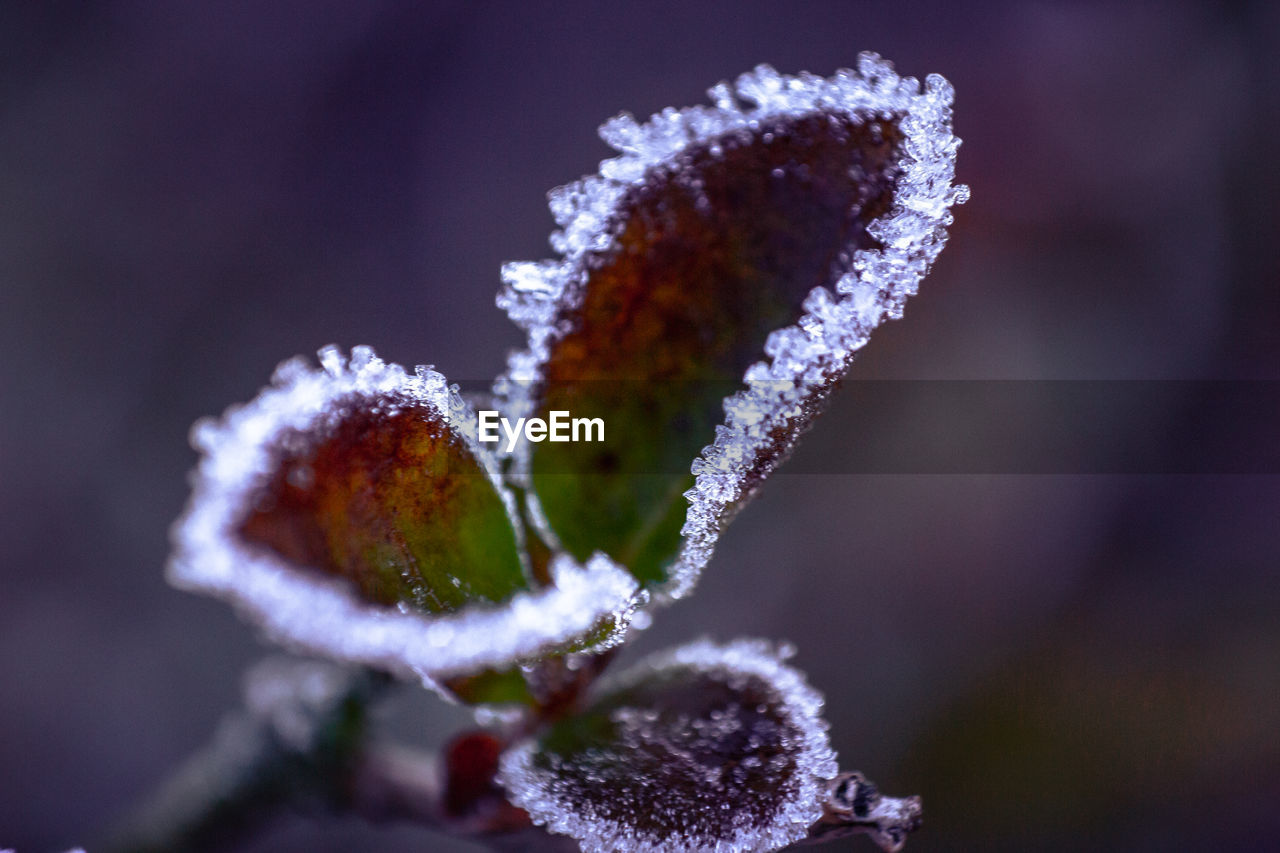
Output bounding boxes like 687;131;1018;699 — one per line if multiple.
3;1;1277;850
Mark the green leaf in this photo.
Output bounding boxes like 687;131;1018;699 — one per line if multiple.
498;58;966;601
235;366;526;614
499;639;838;853
169;346;637;687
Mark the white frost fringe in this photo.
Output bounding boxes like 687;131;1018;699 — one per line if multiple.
500;638;839;853
495;55;968;602
169;345;638;688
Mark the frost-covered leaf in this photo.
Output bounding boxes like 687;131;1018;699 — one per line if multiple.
498;56;967;600
169;345;637;685
499;639;838;853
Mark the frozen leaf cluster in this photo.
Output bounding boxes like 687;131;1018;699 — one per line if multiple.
169;55;962;853
172;56;963;695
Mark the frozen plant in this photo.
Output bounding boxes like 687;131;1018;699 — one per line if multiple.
120;54;965;853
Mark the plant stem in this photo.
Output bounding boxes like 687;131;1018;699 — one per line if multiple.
103;659;386;853
106;658;919;852
799;772;924;852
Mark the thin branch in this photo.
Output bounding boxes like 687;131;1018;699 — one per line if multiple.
349;743;577;852
798;772;924;852
103;659;387;853
106;658;920;852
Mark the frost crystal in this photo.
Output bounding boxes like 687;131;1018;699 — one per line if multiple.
500;638;838;853
169;345;638;687
497;56;967;602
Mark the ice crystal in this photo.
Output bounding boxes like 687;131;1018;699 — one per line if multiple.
500;638;838;853
497;55;966;602
169;345;638;687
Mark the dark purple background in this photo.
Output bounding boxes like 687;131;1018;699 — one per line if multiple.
3;1;1278;850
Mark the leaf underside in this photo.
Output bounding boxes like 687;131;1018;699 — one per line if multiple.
502;640;836;852
532;112;903;589
535;669;799;837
